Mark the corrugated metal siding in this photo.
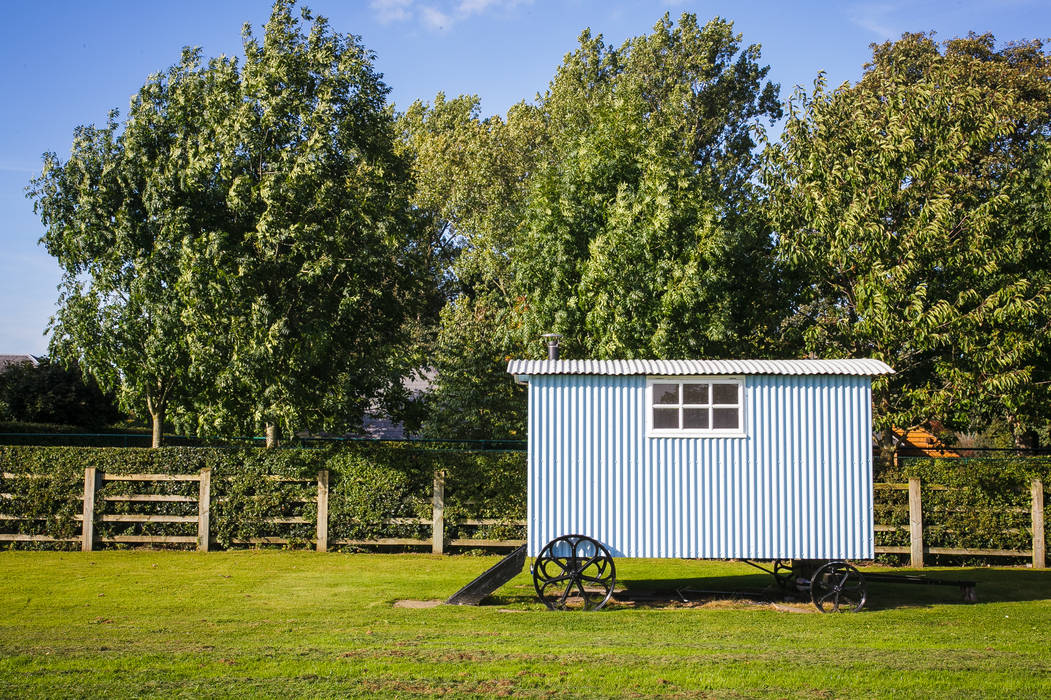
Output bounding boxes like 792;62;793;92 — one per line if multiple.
509;358;893;377
526;374;874;560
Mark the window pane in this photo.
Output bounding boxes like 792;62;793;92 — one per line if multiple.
653;383;679;405
712;383;739;405
712;407;739;429
682;408;709;429
682;383;708;405
653;408;679;429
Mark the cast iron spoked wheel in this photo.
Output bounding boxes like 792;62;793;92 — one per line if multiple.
532;534;616;611
810;560;867;613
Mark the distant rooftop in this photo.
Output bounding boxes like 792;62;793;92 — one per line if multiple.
0;355;40;372
356;368;436;440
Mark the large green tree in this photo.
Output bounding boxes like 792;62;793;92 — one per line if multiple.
398;94;543;438
31;52;219;446
178;1;428;445
402;14;783;438
34;1;435;446
765;33;1051;449
515;15;783;360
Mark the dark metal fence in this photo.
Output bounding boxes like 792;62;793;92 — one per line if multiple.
0;432;526;452
895;445;1051;459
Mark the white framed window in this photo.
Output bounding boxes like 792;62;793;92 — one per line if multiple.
646;376;746;438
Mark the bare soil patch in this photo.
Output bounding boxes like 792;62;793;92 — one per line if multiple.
392;599;443;609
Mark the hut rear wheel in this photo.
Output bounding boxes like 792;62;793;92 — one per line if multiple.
810;561;867;613
533;534;616;611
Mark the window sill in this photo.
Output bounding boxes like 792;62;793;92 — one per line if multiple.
647;430;748;439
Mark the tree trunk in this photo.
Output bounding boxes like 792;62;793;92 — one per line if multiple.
150;412;164;448
874;390;896;468
147;404;164;448
265;423;279;449
877;427;896;468
1008;414;1039;453
1015;429;1039;452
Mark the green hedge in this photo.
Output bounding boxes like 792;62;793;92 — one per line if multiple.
876;457;1050;564
0;445;526;550
10;447;1041;561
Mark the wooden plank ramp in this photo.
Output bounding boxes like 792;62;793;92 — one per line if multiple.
445;544;527;606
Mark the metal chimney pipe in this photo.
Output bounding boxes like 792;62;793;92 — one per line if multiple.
542;333;562;360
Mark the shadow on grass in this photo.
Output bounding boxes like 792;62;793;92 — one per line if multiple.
481;565;1051;611
629;566;1051;610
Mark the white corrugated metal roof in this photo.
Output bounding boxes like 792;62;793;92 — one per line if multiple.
507;358;894;377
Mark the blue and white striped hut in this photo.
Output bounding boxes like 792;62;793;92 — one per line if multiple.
508;356;894;579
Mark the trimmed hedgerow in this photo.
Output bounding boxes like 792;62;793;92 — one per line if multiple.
0;445;526;550
0;446;85;543
325;449;424;544
876;457;1051;565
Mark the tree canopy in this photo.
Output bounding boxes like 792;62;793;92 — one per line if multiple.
765;33;1051;447
402;14;784;438
398;93;544;438
31;5;1051;447
32;0;433;446
514;16;783;360
176;1;429;445
0;359;121;428
31;53;213;446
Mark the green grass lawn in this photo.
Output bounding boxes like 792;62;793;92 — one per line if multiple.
1;551;1049;698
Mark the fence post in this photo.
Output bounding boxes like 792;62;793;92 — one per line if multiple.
1033;479;1045;570
81;467;97;552
432;470;445;555
197;468;211;552
908;477;924;568
316;469;329;553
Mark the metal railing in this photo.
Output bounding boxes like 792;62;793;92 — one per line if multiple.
0;432;526;451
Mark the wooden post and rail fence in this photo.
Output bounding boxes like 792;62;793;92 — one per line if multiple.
873;477;1045;569
1;471;1046;568
0;469;523;554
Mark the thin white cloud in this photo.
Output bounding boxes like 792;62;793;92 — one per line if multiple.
847;2;902;39
0;160;38;174
370;0;531;32
459;0;532;15
420;5;453;30
371;0;414;24
458;0;498;14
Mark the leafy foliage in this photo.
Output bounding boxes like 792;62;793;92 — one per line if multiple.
765;33;1051;446
177;1;433;443
515;15;783;360
0;447;84;542
399;94;542;439
0;359;121;428
325;449;420;542
403;14;784;438
418;301;527;440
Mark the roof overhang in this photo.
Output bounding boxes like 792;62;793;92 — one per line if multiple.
508;358;894;382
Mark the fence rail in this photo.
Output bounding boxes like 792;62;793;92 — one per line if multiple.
0;468;524;553
1;471;1044;567
874;477;1045;568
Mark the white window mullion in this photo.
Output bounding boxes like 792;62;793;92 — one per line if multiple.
647;376;746;438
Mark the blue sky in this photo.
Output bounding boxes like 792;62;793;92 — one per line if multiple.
1;0;1046;354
